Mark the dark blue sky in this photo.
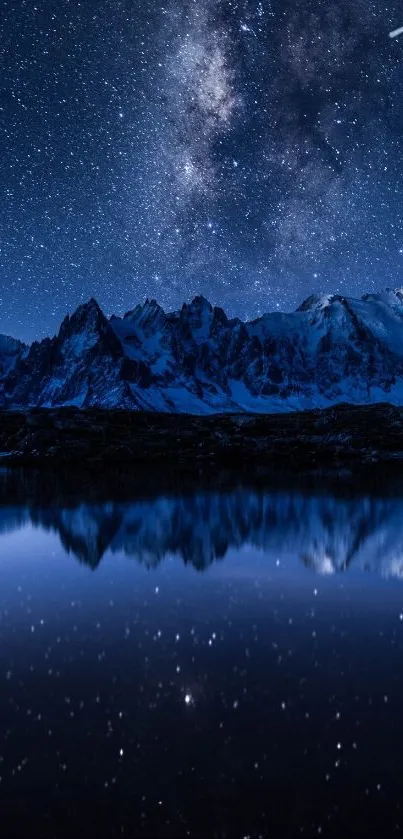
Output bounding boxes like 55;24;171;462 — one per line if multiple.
1;0;403;342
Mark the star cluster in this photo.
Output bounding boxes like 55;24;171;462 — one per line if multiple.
1;0;403;341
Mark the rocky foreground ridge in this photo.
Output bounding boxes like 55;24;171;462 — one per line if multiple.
0;402;403;469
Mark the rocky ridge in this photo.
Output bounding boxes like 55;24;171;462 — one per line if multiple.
2;288;403;411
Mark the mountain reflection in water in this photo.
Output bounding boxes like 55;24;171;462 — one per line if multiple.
3;469;403;838
1;480;403;577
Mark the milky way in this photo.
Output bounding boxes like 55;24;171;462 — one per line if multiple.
1;0;403;341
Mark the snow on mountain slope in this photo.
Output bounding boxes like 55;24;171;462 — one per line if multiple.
2;288;403;412
0;299;135;409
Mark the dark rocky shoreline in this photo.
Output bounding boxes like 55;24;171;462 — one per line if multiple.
0;402;402;474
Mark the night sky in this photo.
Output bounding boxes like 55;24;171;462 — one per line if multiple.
1;0;403;342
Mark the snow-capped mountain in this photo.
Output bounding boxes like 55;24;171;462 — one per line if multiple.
3;288;403;412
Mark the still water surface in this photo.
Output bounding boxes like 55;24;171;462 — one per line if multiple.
1;475;403;836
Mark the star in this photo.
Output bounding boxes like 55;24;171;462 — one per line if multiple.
0;0;402;340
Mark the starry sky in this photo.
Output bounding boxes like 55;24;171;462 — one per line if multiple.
1;0;403;342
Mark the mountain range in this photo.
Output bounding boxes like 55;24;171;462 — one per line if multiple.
3;288;403;412
2;488;403;577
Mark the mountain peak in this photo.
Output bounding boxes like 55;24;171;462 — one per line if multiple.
297;293;336;312
180;295;213;314
70;297;103;318
56;298;119;368
362;288;403;307
59;298;106;334
123;298;165;322
189;294;213;310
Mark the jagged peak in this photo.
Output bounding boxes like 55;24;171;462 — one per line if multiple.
384;287;403;298
123;304;142;320
361;288;403;307
139;297;163;314
182;295;213;312
212;304;228;323
297;293;337;312
64;297;103;320
58;298;109;342
123;298;165;321
77;297;102;314
0;333;27;351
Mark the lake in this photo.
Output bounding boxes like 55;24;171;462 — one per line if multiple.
1;470;403;837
